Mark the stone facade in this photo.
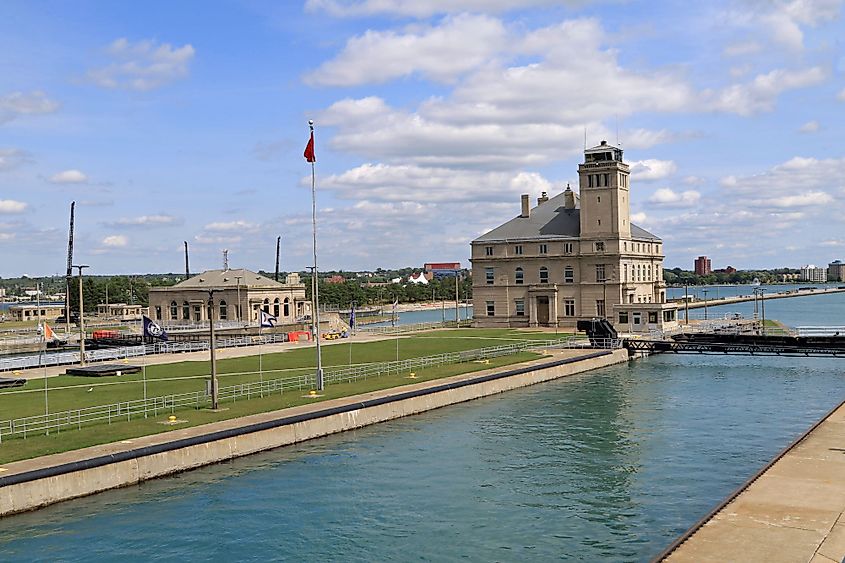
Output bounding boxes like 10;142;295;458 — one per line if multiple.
148;269;310;326
471;141;678;333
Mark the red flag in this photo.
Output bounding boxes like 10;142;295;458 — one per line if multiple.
304;131;316;163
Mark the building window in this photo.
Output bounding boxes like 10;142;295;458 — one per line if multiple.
623;242;627;251
564;266;574;284
623;264;628;282
170;301;178;320
515;299;525;316
588;174;593;187
595;241;605;252
485;246;493;256
274;298;280;318
193;305;201;322
603;173;609;186
486;301;495;316
485;267;494;285
219;300;228;320
263;298;270;314
563;242;573;254
539;266;549;284
539;243;548;254
514;245;523;255
648;311;658;324
619;311;629;323
564;300;575;316
596;264;606;282
596;300;605;317
597;196;601;203
283;297;290;317
515;267;524;285
597;219;601;226
155;306;162;320
663;310;675;322
183;301;190;320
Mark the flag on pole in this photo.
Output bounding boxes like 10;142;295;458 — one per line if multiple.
349;304;355;329
392;298;398;316
260;310;277;328
42;322;55;341
304;130;316;163
142;315;168;341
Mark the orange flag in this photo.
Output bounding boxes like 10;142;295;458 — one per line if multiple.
43;323;55;341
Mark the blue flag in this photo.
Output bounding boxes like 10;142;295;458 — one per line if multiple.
260;310;277;328
142;315;168;341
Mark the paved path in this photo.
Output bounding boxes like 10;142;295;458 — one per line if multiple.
664;400;845;562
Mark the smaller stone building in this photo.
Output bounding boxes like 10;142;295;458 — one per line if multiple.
95;303;146;320
8;304;65;322
148;269;310;326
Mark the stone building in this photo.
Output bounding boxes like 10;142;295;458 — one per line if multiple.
148;269;310;326
8;303;65;322
471;141;678;333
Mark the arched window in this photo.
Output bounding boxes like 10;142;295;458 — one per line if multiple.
273;297;280;318
283;297;290;317
515;267;524;285
182;301;189;320
219;300;227;320
170;301;178;320
263;298;270;314
539;266;549;284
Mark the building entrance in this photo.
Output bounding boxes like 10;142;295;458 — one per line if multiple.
537;296;550;325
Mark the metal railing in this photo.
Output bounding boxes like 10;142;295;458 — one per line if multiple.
0;336;616;442
0;333;291;372
358;320;470;334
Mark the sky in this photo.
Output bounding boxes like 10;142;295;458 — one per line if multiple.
1;0;844;278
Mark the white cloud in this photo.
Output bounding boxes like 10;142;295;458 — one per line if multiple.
647;188;701;207
305;0;579;17
306;14;507;85
766;191;833;207
821;239;845;247
0;148;30;171
629;159;677;182
49;169;88;184
87;38;195;91
762;0;842;51
102;235;128;247
203;220;260;232
320;162;555;203
799;120;820;133
703;67;827;116
630;212;648;224
0;200;28;214
105;214;182;227
0;91;59;124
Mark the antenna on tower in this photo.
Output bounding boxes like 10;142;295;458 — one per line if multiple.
274;236;281;282
223;249;229;271
583;126;587;151
184;241;190;280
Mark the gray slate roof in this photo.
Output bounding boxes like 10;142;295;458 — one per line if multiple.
473;190;659;242
173;269;284;289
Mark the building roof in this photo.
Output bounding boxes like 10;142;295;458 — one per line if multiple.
170;269;285;289
473;190;659;242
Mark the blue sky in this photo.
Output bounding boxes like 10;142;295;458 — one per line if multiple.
1;0;844;277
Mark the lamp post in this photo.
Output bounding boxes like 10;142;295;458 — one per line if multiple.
759;288;767;335
72;265;89;366
702;288;709;321
234;275;242;323
684;283;689;325
454;272;460;326
208;289;219;410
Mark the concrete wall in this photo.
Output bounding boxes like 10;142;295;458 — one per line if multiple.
0;350;628;517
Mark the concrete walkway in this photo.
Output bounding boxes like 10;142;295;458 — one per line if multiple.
664;400;845;562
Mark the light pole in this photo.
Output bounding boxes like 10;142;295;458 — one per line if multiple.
73;265;89;366
759;288;767;334
684;283;689;325
234;275;243;323
454;272;460;326
702;288;709;321
208;289;219;410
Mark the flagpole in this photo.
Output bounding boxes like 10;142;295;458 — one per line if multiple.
308;119;324;391
259;322;263;394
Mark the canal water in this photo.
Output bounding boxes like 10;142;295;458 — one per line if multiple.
1;294;844;561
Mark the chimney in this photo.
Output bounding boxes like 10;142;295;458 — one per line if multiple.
537;191;549;205
564;184;576;210
520;194;530;218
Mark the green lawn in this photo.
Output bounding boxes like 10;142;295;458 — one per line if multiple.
0;328;571;463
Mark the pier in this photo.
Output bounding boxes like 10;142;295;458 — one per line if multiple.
674;286;845;311
658;398;845;562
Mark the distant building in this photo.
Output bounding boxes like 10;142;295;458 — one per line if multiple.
95;303;146;320
424;262;461;278
148;269;309;325
8;304;65;322
781;273;800;282
325;275;345;284
694;256;711;276
471;141;677;333
800;265;827;282
828;260;845;282
0;288;6;299
408;272;429;285
725;266;736;274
